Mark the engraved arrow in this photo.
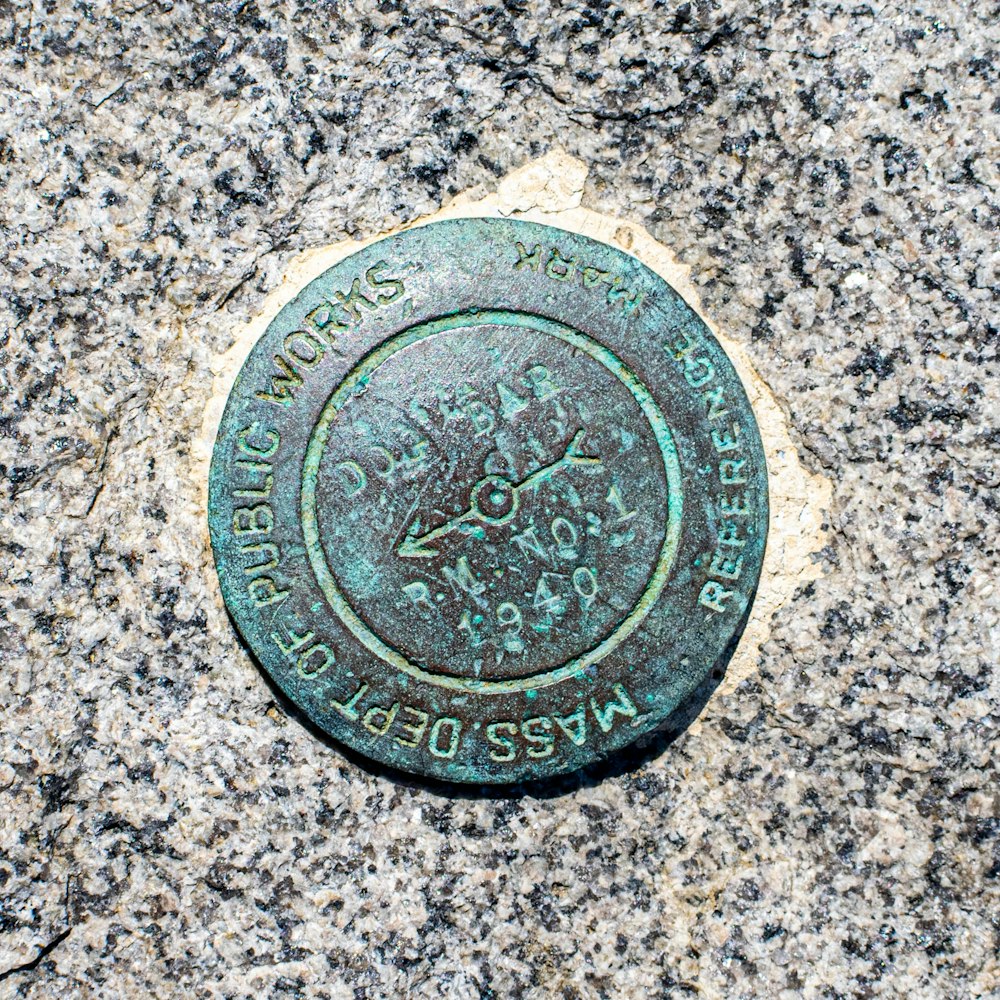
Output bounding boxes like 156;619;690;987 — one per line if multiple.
397;430;601;559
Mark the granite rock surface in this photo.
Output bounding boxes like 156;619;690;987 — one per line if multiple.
1;2;998;997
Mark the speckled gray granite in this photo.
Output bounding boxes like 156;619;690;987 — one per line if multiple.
1;2;998;997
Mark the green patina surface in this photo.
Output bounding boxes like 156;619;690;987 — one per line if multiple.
208;218;769;784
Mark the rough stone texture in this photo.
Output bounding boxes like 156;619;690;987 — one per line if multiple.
1;2;998;998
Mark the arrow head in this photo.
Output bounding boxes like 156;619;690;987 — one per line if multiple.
397;534;438;559
565;429;601;466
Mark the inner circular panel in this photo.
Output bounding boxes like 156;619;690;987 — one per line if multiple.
310;320;671;683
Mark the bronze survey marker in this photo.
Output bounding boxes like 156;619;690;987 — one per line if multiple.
208;219;768;783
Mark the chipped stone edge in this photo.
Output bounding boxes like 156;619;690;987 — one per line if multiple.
195;150;831;708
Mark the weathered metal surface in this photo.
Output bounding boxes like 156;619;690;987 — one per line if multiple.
208;218;769;783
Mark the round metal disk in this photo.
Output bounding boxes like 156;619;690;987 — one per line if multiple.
208;218;768;784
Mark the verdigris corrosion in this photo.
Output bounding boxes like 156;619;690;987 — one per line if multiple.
208;218;768;783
